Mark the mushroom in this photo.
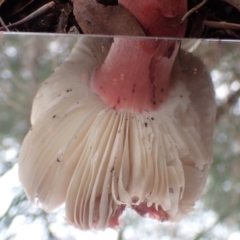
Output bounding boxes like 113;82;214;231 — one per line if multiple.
18;0;216;231
119;0;187;36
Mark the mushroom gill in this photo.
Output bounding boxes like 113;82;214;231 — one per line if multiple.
18;36;215;230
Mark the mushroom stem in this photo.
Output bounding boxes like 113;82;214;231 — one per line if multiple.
90;0;187;112
91;38;180;112
119;0;187;36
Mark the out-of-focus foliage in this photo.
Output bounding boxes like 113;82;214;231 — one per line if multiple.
197;41;240;240
0;35;240;240
0;34;76;240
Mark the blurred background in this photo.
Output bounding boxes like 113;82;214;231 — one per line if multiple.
0;34;240;240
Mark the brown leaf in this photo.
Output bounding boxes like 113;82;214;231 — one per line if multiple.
73;0;145;36
0;0;5;7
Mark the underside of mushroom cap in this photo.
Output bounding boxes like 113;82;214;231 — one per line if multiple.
18;37;216;230
30;37;113;125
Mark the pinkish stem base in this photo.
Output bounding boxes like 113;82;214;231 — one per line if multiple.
91;38;179;112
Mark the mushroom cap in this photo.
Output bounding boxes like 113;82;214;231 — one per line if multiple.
18;37;216;230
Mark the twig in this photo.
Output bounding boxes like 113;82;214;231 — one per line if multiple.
216;89;240;121
194;203;239;240
7;0;35;18
222;0;240;12
0;15;9;31
0;88;28;114
0;1;55;31
0;80;29;114
204;20;240;30
180;0;208;24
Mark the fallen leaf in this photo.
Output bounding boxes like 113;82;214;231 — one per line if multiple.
73;0;145;36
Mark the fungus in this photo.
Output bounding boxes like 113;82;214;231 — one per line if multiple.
18;0;216;231
119;0;187;36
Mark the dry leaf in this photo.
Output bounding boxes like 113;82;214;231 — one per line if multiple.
0;0;5;7
73;0;145;36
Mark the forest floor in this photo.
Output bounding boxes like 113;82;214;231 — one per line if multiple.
0;0;240;39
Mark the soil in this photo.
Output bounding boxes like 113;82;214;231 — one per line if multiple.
0;0;240;39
